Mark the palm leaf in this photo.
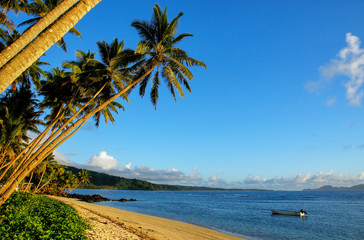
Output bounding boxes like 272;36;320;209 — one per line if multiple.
162;65;184;99
150;71;160;109
131;20;156;44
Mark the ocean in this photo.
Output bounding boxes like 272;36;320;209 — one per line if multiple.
72;189;364;239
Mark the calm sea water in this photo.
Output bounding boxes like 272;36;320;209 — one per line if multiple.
72;189;364;240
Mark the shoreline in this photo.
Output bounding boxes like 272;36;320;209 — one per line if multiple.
49;196;246;240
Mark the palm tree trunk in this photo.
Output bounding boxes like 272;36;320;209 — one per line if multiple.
0;0;79;69
33;168;46;193
0;0;102;94
0;120;86;199
25;172;34;191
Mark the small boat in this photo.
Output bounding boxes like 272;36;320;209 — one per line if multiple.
271;209;307;217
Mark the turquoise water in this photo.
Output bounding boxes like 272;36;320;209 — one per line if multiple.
73;189;364;239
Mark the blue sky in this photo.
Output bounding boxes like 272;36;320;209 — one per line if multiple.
16;0;364;190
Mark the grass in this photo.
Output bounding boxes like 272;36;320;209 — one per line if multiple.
0;191;89;239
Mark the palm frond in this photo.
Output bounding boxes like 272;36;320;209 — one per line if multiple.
162;65;184;99
135;40;152;54
150;71;160;109
138;74;149;97
18;17;40;27
131;20;155;44
68;27;82;39
172;33;193;44
169;58;193;80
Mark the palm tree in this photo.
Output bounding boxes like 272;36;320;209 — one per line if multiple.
0;4;205;206
63;39;130;126
128;4;206;109
0;0;102;94
0;41;127;202
0;86;42;177
19;0;82;52
68;169;89;193
35;160;64;194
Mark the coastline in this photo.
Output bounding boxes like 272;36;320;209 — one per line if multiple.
49;196;246;240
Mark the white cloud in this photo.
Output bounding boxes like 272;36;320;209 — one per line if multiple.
124;166;202;183
207;173;228;188
317;33;364;106
124;162;132;169
53;149;70;165
209;174;218;182
242;170;364;190
86;151;118;170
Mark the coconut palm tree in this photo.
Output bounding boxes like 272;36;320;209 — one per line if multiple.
0;4;205;206
19;0;82;52
0;0;102;94
124;4;206;108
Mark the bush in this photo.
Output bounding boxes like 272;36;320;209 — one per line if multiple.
0;192;89;239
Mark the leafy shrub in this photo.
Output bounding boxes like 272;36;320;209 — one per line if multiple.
0;192;89;239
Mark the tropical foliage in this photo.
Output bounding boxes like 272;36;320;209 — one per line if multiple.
0;3;205;206
0;192;89;239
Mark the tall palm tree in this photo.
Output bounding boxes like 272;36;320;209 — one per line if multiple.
19;0;82;52
0;0;102;94
0;4;205;206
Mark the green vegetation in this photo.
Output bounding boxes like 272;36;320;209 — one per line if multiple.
0;191;89;239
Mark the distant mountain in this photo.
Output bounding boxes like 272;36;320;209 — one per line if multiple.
303;184;364;191
65;166;269;191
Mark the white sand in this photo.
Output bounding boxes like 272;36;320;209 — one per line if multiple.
49;196;246;240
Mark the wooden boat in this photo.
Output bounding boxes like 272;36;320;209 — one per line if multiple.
271;209;307;217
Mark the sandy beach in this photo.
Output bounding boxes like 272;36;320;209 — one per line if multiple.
49;196;246;240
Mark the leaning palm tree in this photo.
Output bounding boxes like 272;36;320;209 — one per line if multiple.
0;4;205;206
0;41;129;203
19;0;82;52
0;0;102;94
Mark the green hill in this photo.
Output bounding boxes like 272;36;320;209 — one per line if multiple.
65;166;267;191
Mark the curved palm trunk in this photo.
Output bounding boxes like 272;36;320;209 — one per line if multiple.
0;67;156;206
0;0;102;94
0;0;79;69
